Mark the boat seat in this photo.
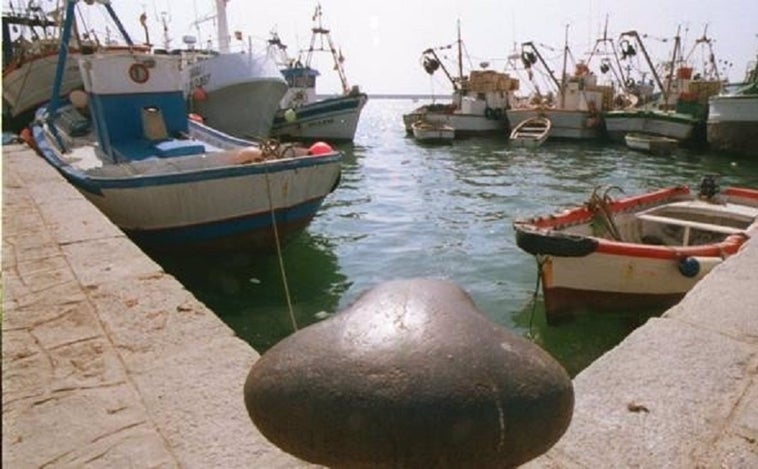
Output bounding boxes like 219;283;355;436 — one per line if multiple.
152;139;205;157
636;213;744;235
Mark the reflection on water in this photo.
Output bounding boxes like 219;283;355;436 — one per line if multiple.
153;232;349;351
156;99;758;375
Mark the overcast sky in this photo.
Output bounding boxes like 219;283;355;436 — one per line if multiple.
15;0;758;95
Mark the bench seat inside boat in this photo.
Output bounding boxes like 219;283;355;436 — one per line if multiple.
112;138;206;161
636;213;744;235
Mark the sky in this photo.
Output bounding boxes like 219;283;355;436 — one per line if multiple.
9;0;758;95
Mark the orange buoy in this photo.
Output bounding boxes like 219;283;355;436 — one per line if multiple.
188;112;204;123
19;127;33;145
308;141;333;156
191;86;207;102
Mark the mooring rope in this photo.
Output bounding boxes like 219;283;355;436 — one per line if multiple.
528;255;546;339
262;147;298;333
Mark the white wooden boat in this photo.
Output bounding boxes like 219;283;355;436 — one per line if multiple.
267;7;368;142
513;176;758;322
411;120;455;143
509;116;551;148
624;132;679;155
31;1;342;253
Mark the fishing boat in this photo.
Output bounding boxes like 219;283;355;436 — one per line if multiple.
184;0;287;139
707;52;758;156
624;132;679;155
1;1;149;132
603;29;722;145
506;28;612;141
411;119;455;144
31;0;342;252
513;176;758;322
509;116;551;148
268;5;368;142
402;21;519;137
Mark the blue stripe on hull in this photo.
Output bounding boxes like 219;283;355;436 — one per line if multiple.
124;197;327;251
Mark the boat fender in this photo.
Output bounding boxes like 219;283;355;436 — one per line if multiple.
494;108;504;120
484;107;495;120
308;141;333;156
678;257;700;278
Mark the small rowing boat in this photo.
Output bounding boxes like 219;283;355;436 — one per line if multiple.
624;132;679;156
509;116;551;148
411;120;455;144
513;175;758;322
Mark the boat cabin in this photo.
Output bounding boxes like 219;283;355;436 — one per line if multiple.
79;53;204;162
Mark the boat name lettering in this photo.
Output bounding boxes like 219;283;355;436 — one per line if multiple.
307;118;334;127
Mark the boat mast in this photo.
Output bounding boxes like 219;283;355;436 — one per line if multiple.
215;0;229;53
457;19;463;83
560;24;569;109
664;25;681;109
305;3;350;94
619;31;667;102
521;42;561;92
587;15;627;87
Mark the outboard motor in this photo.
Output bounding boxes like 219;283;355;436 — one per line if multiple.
698;174;720;200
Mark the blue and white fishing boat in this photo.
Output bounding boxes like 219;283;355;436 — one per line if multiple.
31;0;342;252
267;5;367;142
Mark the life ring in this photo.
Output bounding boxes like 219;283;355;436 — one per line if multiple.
128;63;150;84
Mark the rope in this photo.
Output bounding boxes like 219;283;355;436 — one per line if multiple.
528;255;546;339
263;158;298;333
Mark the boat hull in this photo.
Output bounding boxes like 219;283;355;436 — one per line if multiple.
32;118;342;252
403;107;506;137
506;108;602;140
186;53;288;139
707;94;758;156
513;185;758;321
540;251;720;321
624;133;678;155
604;110;697;142
270;93;368;141
411;124;455;143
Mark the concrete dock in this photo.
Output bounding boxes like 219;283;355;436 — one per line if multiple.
3;142;757;467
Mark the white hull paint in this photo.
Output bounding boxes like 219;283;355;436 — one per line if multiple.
82;161;340;231
412;123;455;143
185;53;288;138
403;110;504;136
604;112;696;142
545;251;719;297
2;52;83;117
707;94;758;155
270;94;368;141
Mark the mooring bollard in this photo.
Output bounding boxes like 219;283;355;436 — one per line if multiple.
244;278;573;468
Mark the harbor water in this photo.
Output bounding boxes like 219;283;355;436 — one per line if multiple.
154;98;758;376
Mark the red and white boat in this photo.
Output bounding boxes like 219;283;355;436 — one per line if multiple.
513;177;758;322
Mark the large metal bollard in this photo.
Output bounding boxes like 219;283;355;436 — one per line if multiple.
244;278;573;468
